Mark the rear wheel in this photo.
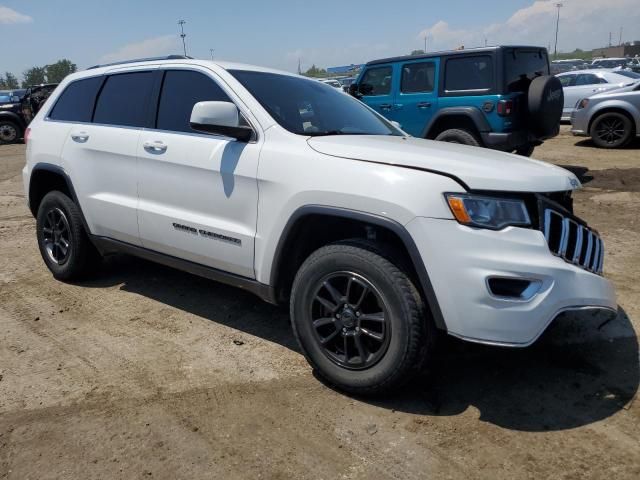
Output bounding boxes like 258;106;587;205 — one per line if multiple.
36;191;101;280
0;121;21;144
290;241;435;395
590;112;633;148
434;128;480;147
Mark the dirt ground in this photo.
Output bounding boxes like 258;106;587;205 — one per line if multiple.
1;127;639;479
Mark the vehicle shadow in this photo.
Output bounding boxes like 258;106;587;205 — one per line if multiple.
574;137;640;149
77;254;639;433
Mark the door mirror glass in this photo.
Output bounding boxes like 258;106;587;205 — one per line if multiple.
189;101;253;141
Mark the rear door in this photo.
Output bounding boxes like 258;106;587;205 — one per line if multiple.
356;65;397;120
136;67;260;278
62;70;155;245
395;59;439;136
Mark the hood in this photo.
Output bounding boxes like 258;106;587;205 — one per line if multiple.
307;135;580;193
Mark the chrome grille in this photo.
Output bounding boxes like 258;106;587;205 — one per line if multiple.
543;209;604;274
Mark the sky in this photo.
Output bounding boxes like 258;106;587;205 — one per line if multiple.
1;0;639;78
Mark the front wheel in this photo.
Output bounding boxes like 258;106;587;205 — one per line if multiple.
0;121;21;144
590;112;633;148
290;241;435;395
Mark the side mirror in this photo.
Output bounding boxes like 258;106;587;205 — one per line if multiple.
190;101;253;142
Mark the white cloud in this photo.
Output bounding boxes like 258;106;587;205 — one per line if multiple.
0;5;32;24
418;0;640;53
284;42;391;72
100;35;181;63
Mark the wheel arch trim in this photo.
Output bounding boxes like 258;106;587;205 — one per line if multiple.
421;106;491;139
269;205;447;330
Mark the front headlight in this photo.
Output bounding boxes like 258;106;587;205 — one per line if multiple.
445;193;531;230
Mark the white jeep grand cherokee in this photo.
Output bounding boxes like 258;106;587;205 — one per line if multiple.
23;56;616;394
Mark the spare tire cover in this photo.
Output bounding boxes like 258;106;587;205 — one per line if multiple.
527;75;564;137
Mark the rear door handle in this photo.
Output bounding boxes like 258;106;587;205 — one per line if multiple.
417;102;432;109
379;103;392;111
71;132;89;143
143;140;168;154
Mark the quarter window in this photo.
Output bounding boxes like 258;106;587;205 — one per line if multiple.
401;62;436;93
48;76;103;122
445;56;494;93
93;72;154;127
358;67;393;96
156;70;231;133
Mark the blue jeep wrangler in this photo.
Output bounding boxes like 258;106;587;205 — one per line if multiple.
350;46;563;156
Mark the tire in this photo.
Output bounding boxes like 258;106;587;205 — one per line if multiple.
290;240;436;395
36;191;101;280
0;120;21;145
434;128;480;147
514;144;535;157
527;75;564;137
589;112;633;149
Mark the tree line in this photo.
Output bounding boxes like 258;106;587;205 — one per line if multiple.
0;59;77;90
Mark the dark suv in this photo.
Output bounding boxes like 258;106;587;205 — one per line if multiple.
350;46;563;156
0;89;27;144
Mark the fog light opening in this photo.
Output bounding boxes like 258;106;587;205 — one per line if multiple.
487;277;542;301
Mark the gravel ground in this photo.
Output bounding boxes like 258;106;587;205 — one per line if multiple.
1;127;639;479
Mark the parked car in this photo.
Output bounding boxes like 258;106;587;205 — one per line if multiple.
319;78;344;91
628;58;640;73
0;89;28;144
21;83;58;125
591;58;630;69
23;56;615;394
571;82;640;148
550;59;588;75
350;46;563;157
339;77;357;92
556;69;640;121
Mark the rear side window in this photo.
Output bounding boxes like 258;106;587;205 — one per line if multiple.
359;66;393;96
93;72;154;127
558;75;575;87
445;56;493;93
48;77;102;122
401;62;435;93
156;70;230;133
503;49;548;92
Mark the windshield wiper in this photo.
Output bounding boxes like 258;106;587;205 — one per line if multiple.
306;130;370;137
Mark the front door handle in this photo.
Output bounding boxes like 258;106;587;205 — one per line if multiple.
71;132;89;143
379;103;392;111
417;102;432;109
143;140;168;154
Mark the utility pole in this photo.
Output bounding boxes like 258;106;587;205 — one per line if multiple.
210;48;215;60
424;34;427;53
553;3;562;59
297;58;302;75
178;20;187;56
619;27;623;46
608;31;612;47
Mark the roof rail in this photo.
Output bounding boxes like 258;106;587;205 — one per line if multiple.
87;55;193;70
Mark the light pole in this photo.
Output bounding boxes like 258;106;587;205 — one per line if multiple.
178;20;187;56
553;3;562;59
210;48;215;60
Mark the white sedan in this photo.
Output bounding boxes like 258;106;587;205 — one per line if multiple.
556;69;640;120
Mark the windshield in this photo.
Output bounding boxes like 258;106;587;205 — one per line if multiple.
504;48;549;92
616;70;640;79
229;70;401;137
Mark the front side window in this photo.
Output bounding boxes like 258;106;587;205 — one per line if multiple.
575;74;601;86
229;70;400;137
156;70;231;133
49;76;103;122
93;72;154;127
445;55;494;93
401;62;436;93
358;66;393;96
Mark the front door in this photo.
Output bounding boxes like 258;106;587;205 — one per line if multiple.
357;65;397;121
137;68;260;278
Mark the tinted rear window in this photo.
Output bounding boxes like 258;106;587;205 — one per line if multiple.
444;56;493;93
157;70;230;133
49;77;102;122
93;72;154;127
504;49;549;92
